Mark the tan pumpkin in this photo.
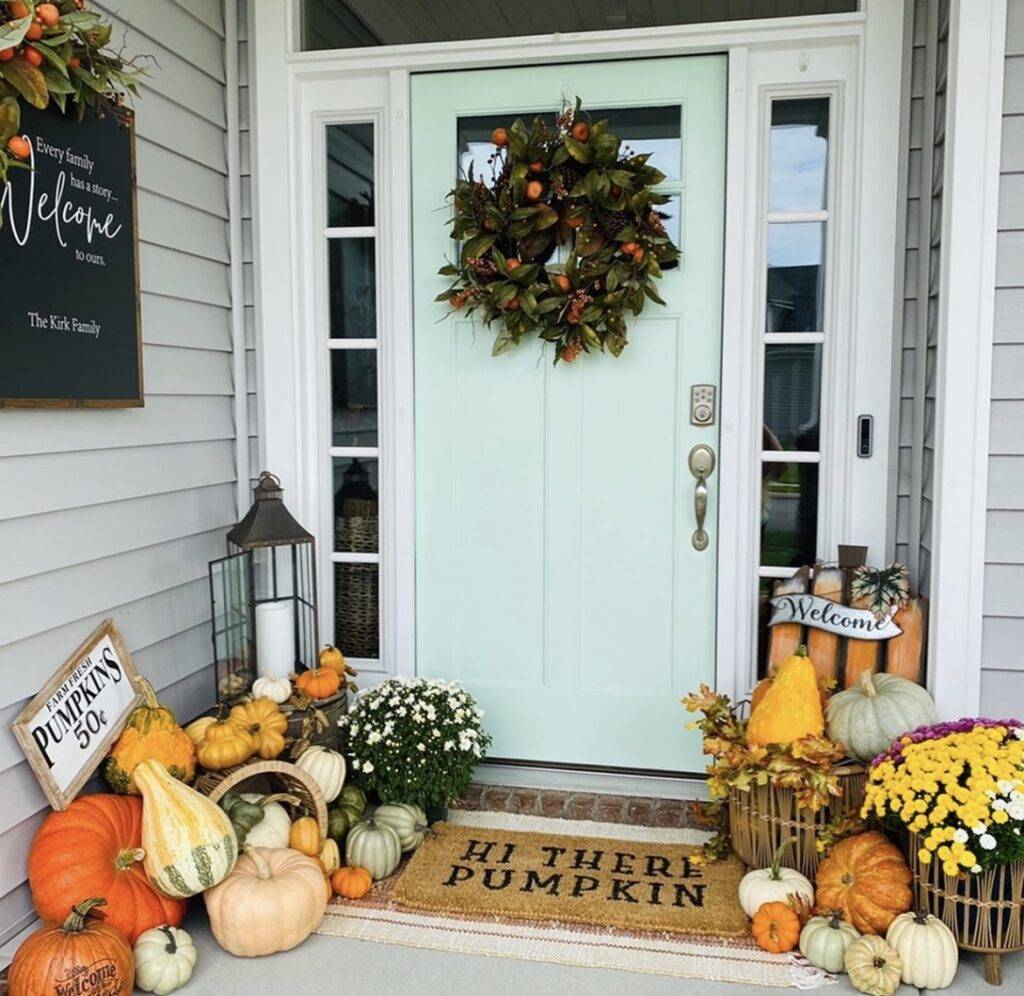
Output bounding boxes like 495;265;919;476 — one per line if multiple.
815;832;913;935
204;847;330;957
289;815;323;857
104;679;196;794
845;934;902;996
746;645;824;747
229;697;288;760
195;719;255;771
319;838;341;875
9;898;134;996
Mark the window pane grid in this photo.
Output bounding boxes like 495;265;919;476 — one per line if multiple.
326;226;376;239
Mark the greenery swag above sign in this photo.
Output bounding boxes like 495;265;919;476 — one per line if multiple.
437;98;680;364
0;1;144;189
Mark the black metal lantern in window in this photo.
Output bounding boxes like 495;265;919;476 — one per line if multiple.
209;472;319;703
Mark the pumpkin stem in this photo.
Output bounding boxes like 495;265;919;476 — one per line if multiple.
858;670;878;697
873;957;887;968
769;838;797;880
825;909;845;929
244;844;274;881
115;847;145;870
134;676;160;709
913;910;931;925
62;898;107;933
159;924;178;954
794;644;809;657
259;793;301;810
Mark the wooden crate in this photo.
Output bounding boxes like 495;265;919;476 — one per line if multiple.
763;563;927;688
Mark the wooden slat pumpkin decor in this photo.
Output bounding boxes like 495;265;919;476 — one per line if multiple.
763;560;926;690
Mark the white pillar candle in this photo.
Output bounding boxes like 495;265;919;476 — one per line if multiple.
255;600;294;678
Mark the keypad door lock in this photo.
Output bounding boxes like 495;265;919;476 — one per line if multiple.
690;384;716;426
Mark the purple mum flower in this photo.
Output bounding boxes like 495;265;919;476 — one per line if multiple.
870;716;1024;768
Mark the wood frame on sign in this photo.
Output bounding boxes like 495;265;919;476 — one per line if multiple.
12;619;144;810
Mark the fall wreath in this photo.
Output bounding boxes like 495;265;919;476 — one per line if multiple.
436;98;679;363
0;1;144;188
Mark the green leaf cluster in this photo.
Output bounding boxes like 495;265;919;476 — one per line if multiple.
0;2;147;198
436;97;681;362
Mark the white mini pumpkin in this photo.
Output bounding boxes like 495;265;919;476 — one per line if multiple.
133;925;197;995
252;674;292;704
845;934;901;996
825;672;938;762
239;792;293;849
296;745;346;803
799;912;861;974
885;911;958;990
346;818;402;880
373;802;429;852
737;840;814;918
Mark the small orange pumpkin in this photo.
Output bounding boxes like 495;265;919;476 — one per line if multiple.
331;865;373;900
751;901;801;953
815;831;913;935
295;667;341;700
9;898;134;995
289;815;323;857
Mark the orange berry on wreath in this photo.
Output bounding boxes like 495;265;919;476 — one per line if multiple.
7;135;31;160
25;21;43;41
36;4;61;27
491;127;509;148
0;48;13;62
23;46;43;67
8;1;29;19
571;121;590;142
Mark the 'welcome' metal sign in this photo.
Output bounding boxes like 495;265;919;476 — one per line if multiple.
768;593;903;640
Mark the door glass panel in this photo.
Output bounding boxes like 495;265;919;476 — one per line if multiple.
335;562;379;659
766;222;825;332
327;123;374;227
328;238;376;337
333;456;379;553
760;463;818;568
763;343;821;451
331;350;377;447
457;105;681;184
769;99;829;213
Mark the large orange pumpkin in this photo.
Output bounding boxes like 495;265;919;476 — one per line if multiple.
8;898;134;996
28;795;186;944
815;831;912;935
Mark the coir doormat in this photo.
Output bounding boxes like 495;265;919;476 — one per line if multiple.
391;816;749;936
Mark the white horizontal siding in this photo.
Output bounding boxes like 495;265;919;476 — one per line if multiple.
0;0;233;944
981;0;1024;718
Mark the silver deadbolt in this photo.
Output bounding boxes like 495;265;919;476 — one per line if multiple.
688;444;716;551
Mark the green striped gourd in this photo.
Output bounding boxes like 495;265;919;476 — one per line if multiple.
134;759;238;898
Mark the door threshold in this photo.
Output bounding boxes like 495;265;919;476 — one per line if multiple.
476;761;709;801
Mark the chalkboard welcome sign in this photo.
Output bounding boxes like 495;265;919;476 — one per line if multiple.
0;99;142;408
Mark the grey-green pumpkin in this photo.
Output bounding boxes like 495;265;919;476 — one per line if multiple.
372;803;429;852
800;912;861;974
345;818;402;880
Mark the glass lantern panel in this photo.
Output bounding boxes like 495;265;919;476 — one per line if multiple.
209;550;255;700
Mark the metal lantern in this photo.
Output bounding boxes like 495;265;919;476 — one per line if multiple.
209;472;319;703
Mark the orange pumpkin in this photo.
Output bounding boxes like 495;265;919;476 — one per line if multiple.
9;898;134;996
318;644;346;674
815;831;912;935
289;815;323;857
295;667;341;700
28;795;185;944
330;865;373;900
751;901;801;953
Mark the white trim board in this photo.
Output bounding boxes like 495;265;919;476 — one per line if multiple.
927;0;1006;719
249;0;905;721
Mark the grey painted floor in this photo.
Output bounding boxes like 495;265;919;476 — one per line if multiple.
2;904;1021;993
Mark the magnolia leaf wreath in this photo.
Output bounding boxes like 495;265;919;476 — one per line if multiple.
436;97;680;363
0;1;146;198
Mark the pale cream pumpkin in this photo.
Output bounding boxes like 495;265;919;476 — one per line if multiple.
885;912;958;990
319;838;341;875
845;934;902;996
296;745;346;803
133;925;197;995
251;674;292;704
133;759;238;898
737;839;814;918
238;792;292;849
203;846;330;957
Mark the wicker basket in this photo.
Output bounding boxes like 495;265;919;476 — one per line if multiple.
728;765;866;877
194;760;328;837
910;835;1024;986
335;498;379;659
281;690;347;753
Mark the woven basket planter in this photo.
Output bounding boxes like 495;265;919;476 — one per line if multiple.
728;765;866;877
910;834;1024;986
281;690;347;753
194;759;329;837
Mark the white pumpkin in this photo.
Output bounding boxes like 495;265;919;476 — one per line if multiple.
296;745;346;803
239;792;293;849
737;840;814;918
133;925;197;995
373;802;429;852
799;913;861;974
252;674;292;704
885;911;958;990
825;672;938;762
346;818;402;880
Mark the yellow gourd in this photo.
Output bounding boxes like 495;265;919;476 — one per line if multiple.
229;697;288;760
133;759;238;898
289;816;322;857
746;645;824;747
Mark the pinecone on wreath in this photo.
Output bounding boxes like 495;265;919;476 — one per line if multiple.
603;210;631;238
471;257;499;282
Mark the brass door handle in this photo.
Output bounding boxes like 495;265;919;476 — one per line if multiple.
688;444;716;551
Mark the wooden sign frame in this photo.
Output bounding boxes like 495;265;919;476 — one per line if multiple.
0;99;143;409
12;619;144;810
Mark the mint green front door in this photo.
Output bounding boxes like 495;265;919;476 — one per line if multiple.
411;57;726;773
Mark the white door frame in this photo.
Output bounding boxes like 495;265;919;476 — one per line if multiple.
248;1;904;786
